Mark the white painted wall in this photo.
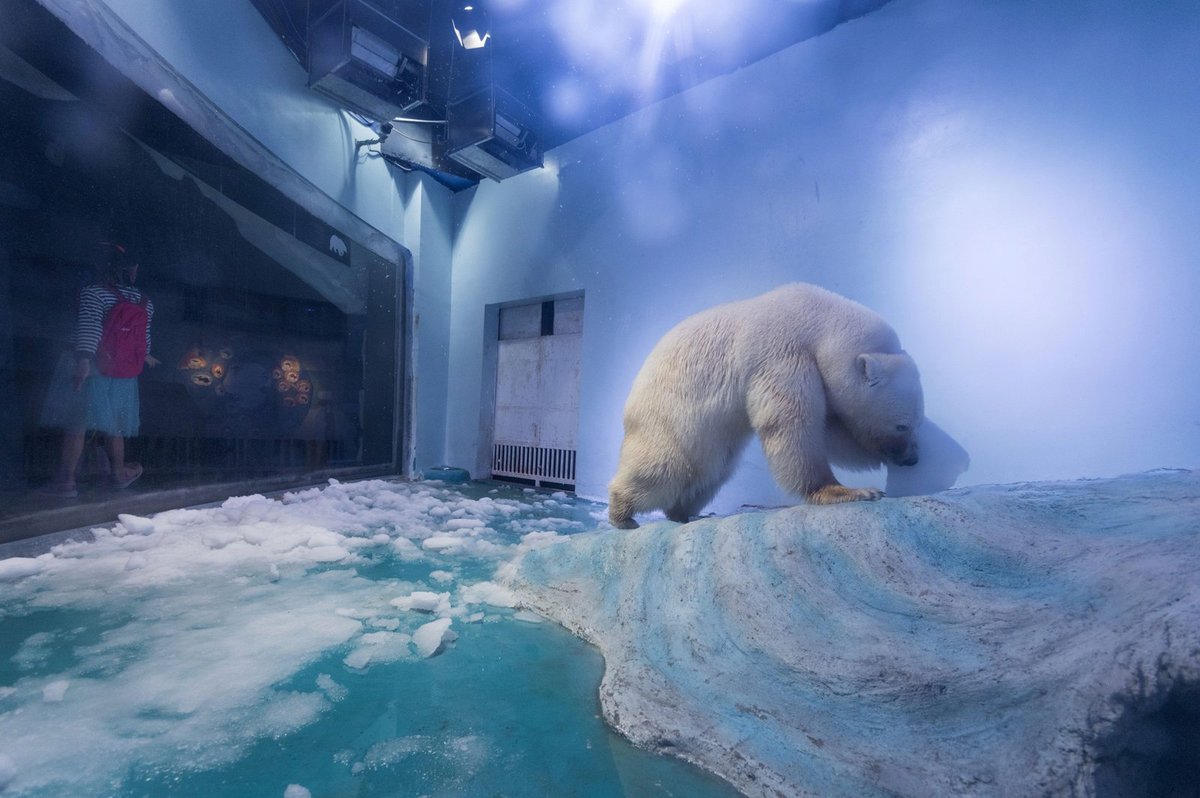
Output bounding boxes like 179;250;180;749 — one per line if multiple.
446;0;1200;511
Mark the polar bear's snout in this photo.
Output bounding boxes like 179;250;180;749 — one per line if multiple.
886;437;919;467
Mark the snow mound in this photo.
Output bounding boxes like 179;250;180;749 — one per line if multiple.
506;470;1200;797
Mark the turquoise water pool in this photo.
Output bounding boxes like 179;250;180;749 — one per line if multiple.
0;479;737;797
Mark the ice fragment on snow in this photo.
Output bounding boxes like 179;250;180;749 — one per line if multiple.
42;680;70;702
306;545;349;563
519;530;565;551
513;611;544;624
117;513;155;534
201;530;241;549
0;556;46;580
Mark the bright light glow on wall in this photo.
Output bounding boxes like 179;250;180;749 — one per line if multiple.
638;0;689;19
544;0;734;113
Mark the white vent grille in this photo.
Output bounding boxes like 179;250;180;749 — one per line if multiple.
491;442;576;487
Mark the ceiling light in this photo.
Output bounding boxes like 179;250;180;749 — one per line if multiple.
452;3;491;49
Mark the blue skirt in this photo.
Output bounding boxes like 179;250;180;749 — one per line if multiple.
40;353;141;436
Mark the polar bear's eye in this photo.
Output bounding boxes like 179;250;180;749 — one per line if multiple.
895;424;910;433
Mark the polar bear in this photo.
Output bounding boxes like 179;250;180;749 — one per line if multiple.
607;283;924;529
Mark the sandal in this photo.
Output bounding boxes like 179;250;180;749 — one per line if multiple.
113;463;143;489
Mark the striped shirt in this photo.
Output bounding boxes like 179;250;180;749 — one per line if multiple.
73;284;154;357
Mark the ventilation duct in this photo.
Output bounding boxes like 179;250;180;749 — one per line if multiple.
307;0;430;122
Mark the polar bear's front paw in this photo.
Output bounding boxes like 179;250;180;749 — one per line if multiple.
807;485;885;505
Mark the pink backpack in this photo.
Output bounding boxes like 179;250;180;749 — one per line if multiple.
95;287;148;378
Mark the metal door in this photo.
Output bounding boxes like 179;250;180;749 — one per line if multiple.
490;297;581;488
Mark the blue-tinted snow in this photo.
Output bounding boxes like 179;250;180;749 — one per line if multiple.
507;470;1200;797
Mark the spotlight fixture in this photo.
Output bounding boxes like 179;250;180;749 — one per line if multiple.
451;2;490;49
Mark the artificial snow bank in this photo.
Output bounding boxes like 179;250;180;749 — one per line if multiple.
505;470;1200;797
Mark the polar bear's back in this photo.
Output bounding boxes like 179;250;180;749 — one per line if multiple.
625;284;899;411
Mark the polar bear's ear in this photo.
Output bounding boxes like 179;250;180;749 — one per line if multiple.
857;354;884;387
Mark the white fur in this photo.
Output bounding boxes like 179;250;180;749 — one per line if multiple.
608;284;925;528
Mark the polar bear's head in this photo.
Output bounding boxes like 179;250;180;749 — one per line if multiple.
843;352;925;467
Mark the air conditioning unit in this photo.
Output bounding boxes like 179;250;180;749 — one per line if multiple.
445;85;542;182
307;0;430;122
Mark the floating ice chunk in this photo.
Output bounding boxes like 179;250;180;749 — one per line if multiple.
316;673;347;702
445;518;485;531
412;618;455;657
117;513;155;534
343;631;413;670
371;533;391;545
551;491;569;499
284;783;311;798
0;556;46;581
391;591;450;614
391;537;424;561
430;570;454;583
42;680;70;702
460;581;518;608
362;736;425;767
